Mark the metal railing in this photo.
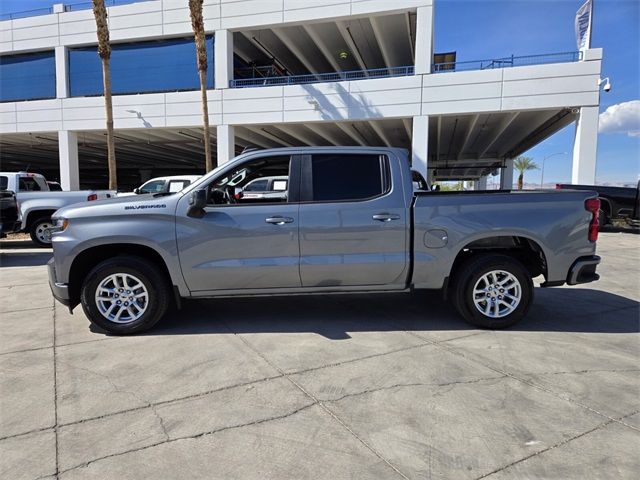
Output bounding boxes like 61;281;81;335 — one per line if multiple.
64;0;154;12
0;1;154;20
433;51;582;73
230;65;415;88
0;7;53;21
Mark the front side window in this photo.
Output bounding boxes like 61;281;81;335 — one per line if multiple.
207;156;291;205
311;154;386;202
138;180;165;194
18;177;42;191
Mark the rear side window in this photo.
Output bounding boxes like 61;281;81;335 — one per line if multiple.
0;176;7;190
311;154;386;202
19;177;42;191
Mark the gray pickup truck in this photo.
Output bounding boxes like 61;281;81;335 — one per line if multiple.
47;147;601;334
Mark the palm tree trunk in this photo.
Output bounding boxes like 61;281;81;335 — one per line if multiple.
102;56;117;190
199;68;213;172
517;173;524;190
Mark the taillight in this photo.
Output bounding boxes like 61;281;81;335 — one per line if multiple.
585;197;600;242
555;184;563;190
87;193;98;201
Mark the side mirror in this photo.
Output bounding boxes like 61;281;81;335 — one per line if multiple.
133;188;140;194
187;189;208;218
431;184;441;192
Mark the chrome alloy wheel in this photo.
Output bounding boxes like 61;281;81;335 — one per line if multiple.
95;273;149;323
472;270;522;318
35;222;55;244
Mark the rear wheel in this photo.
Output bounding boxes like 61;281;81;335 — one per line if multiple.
29;217;54;247
451;254;533;329
80;256;171;334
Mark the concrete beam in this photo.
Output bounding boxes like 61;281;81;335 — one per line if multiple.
215;30;233;89
412;115;429;179
58;131;79;190
415;5;434;74
571;106;598;184
216;124;235;164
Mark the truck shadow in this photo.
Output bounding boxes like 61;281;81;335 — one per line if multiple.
147;287;639;338
0;251;52;267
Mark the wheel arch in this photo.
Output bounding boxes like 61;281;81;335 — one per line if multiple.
449;235;548;286
68;243;177;308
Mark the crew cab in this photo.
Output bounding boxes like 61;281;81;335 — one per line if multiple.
47;147;601;334
0;172;115;247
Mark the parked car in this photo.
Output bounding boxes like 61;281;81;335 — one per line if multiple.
0;183;20;238
118;175;201;197
556;181;639;227
237;175;288;202
0;172;115;247
48;147;601;335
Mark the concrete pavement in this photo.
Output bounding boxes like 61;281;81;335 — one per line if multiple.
0;233;638;479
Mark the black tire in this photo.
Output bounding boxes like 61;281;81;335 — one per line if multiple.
451;254;533;329
598;209;608;227
80;256;171;335
29;217;55;248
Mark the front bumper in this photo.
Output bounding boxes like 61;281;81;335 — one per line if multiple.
566;255;601;285
47;257;71;307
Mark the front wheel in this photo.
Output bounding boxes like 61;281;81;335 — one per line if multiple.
80;256;171;334
451;254;533;329
29;217;55;247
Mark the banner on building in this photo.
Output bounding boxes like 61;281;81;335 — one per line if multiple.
575;0;593;51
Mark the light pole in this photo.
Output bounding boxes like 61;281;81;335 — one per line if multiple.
540;152;567;188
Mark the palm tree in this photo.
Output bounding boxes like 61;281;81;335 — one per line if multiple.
189;0;214;172
513;156;539;190
92;0;117;189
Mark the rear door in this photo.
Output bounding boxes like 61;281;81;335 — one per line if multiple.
298;152;409;288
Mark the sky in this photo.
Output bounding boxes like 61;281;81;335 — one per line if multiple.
1;0;639;185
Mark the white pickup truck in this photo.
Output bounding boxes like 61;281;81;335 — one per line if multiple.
0;172;115;247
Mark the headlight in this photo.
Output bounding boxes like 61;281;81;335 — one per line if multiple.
51;217;69;233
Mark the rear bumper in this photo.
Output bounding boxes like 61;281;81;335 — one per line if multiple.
48;257;71;307
566;255;601;285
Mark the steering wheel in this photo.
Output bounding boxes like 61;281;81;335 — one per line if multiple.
223;186;237;204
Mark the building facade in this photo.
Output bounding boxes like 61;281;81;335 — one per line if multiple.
0;0;602;190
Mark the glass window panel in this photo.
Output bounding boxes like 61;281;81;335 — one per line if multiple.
311;154;384;202
69;36;214;97
0;51;56;102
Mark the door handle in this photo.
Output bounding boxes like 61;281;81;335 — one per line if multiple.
265;216;294;225
372;213;400;222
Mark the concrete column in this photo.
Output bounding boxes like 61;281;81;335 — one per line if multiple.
217;124;235;165
476;176;488;190
214;29;233;90
55;46;68;99
411;115;429;181
500;159;514;190
571;106;598;184
58;131;79;191
414;4;434;74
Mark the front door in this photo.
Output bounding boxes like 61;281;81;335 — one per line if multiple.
176;154;301;293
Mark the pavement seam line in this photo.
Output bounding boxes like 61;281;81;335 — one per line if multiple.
3;340;446;442
324;375;507;404
52;299;60;479
219;318;411;480
0;305;53;314
474;410;640;479
56;402;318;476
0;335;116;358
404;328;640;432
